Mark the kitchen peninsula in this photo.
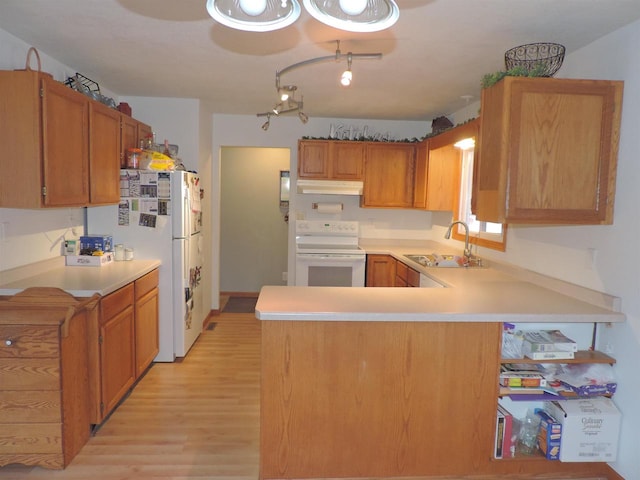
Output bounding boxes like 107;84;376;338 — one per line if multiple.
256;252;624;480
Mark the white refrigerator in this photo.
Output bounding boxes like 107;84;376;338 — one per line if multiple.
87;170;204;361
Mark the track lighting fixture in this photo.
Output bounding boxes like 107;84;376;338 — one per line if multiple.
256;41;381;128
261;114;271;130
206;0;399;33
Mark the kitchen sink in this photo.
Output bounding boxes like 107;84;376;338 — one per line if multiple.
404;254;465;268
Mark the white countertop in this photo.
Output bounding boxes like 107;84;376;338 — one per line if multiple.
256;240;625;323
0;257;161;297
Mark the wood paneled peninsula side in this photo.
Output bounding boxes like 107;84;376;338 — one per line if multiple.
255;259;624;480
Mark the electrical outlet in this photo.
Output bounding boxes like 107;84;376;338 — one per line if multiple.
282;272;288;282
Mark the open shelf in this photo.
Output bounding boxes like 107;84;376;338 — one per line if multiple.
501;350;615;365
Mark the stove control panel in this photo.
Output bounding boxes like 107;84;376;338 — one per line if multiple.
296;220;359;236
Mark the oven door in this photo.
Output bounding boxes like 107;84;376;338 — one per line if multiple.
295;253;366;287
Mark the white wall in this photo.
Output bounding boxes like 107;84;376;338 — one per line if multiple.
0;29;89;271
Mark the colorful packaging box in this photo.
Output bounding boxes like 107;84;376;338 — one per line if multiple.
545;397;621;462
80;234;113;253
535;409;562;460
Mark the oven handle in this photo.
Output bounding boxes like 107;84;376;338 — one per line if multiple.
296;254;365;261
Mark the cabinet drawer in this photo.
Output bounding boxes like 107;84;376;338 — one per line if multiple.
135;269;159;300
0;423;62;454
0;358;60;390
101;283;134;322
0;325;59;358
0;391;61;423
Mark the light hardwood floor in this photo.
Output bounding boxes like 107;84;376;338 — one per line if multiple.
1;312;261;480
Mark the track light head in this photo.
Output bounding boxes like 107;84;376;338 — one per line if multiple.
261;114;271;131
298;110;309;124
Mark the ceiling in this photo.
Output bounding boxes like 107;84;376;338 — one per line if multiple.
1;0;639;122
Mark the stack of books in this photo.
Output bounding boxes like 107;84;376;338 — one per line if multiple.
499;363;566;399
521;329;577;360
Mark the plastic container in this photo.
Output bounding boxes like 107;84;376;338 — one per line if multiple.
127;148;142;169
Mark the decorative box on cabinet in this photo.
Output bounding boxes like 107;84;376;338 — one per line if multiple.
0;288;99;469
476;77;623;224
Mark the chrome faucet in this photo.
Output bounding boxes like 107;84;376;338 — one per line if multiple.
445;221;472;261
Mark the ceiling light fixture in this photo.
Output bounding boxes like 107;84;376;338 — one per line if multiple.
205;0;301;32
256;41;381;128
340;53;353;86
206;0;399;32
261;114;271;130
303;0;399;32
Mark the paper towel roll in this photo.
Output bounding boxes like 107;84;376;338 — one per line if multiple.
314;202;343;214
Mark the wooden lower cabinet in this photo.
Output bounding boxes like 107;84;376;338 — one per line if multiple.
89;269;160;424
134;269;160;377
367;254;420;287
365;254;396;287
0;291;99;469
97;283;136;420
261;320;621;480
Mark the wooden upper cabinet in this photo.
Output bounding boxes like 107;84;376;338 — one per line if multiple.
0;70;133;208
89;102;121;204
476;77;623;224
120;114;138;167
414;119;478;212
298;140;330;178
361;143;416;208
0;70;90;208
298;140;364;180
42;77;90;207
121;115;153;168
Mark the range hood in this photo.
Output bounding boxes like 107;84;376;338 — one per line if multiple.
296;179;363;196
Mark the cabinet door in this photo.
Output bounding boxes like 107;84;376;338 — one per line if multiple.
413;142;429;209
134;270;159;378
332;142;364;180
366;254;396;287
42;78;89;207
89;102;121;204
100;306;135;417
426;144;460;211
362;144;416;208
137;121;153;148
477;77;623;224
298;140;330;179
121;114;138;167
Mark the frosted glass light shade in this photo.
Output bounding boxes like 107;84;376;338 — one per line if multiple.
239;0;267;15
339;0;367;16
302;0;399;32
206;0;301;31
